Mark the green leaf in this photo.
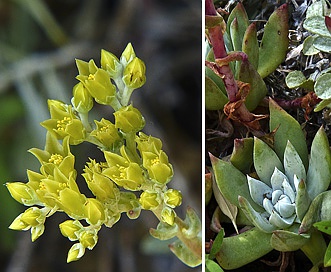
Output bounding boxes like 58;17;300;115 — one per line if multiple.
210;154;260;210
313;221;331;235
313;36;331;53
285;70;314;90
209;228;224;260
169;239;202;267
242;23;259;70
314;98;331;112
295;179;311;221
271;224;310;252
205;76;228;110
253;137;284;186
230;138;253;174
283;140;306;187
300;191;331;233
226;3;249;45
215;227;273;269
206;259;224;272
269;99;308;170
213;180;238;233
315;73;331;99
304;16;331;37
324;241;331;267
238;59;268;111
257;4;289;78
306;127;331;200
238;196;277;233
302;35;320;55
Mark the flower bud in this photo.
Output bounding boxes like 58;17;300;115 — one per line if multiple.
59;220;82;241
120;43;136;66
122;57;146;89
67;243;85;263
79;230;98;249
164;189;182;208
136;132;163;154
161;206;176;226
79;68;116;105
101;49;122;78
57;188;87;220
84;198;106;225
114;105;145;133
90;118;121;148
9;207;45;230
139;191;160;210
6;182;40;206
76;59;98;76
71;82;93;113
142;151;173;184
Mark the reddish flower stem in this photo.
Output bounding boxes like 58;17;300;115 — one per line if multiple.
205;0;238;102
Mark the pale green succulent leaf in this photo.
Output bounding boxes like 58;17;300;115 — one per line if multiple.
270;167;289;191
169;239;202;267
238;196;277;233
306;126;331;200
283;140;306;189
303;35;320;56
230;138;254;174
247;175;272;207
295;178;311;221
269;210;296;229
253;137;284;186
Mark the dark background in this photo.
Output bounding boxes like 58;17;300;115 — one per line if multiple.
0;0;202;271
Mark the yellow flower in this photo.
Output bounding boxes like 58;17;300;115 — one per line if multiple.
139;191;160;210
114;105;145;133
122;57;146;89
71;82;93;113
59;220;82;241
161;206;176;226
164;189;182;208
90;118;122;149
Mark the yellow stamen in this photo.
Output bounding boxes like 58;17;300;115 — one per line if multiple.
49;154;64;165
88;74;95;80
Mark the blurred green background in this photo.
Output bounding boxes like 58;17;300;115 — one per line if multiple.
0;0;201;271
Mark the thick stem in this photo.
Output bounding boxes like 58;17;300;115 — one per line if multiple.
205;0;238;102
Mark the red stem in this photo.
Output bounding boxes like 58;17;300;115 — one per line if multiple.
205;0;238;102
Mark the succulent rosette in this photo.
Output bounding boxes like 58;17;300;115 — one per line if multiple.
210;99;331;270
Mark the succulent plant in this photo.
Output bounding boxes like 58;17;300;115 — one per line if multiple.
210;99;331;270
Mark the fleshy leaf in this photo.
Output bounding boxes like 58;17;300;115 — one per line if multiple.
238;196;277;233
283;140;306;189
306;126;331;200
226;3;249;46
169;239;202;267
238;59;267;111
213;179;238;233
253;137;284;186
242;23;259;70
269;98;308;170
215;227;272;270
315;73;331;99
210;154;259;209
230;138;253;174
271;224;310;252
295;179;311;221
247;176;272;207
314;221;331;235
205;76;228;110
257;4;289;78
285;70;314;90
299;191;331;233
302;35;320;55
209;228;224;260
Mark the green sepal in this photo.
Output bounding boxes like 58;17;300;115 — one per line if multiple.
269;98;308;170
257;4;289;78
149;221;178;240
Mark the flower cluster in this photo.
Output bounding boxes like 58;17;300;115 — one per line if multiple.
6;44;201;267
